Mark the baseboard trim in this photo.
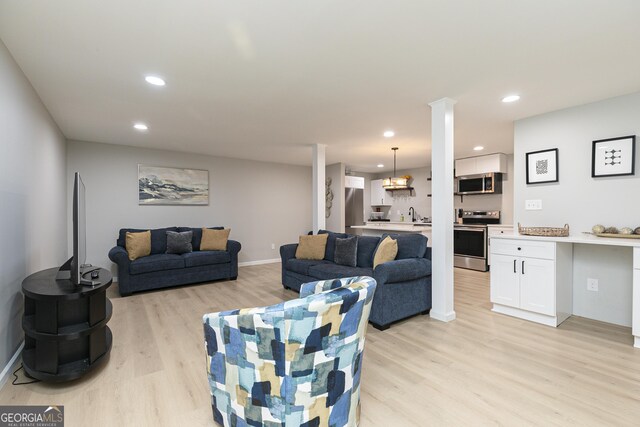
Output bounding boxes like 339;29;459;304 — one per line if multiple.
0;341;24;390
239;258;280;267
430;310;457;322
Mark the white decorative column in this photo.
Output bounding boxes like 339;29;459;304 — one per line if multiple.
429;98;457;322
312;144;326;233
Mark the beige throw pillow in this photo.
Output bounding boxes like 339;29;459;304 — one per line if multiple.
126;230;151;261
201;228;231;251
373;236;398;268
295;234;329;260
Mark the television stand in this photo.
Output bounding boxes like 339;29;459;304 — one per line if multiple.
21;267;113;382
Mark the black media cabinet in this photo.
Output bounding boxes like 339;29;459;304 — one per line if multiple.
21;267;113;382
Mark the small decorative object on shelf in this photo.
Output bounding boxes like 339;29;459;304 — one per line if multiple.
518;223;569;237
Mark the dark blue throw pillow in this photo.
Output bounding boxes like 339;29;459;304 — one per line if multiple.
334;236;358;267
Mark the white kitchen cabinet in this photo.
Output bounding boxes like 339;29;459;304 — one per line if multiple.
487;226;514;266
370;179;392;206
490;238;572;326
345;175;364;189
455;153;507;177
634;248;640;347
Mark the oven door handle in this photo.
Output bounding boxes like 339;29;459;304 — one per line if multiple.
454;228;486;232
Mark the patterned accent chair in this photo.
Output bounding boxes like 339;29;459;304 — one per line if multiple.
202;276;377;427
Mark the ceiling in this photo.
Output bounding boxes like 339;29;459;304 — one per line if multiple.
1;1;639;173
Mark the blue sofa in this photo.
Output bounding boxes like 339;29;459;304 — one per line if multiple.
108;227;241;296
280;230;432;330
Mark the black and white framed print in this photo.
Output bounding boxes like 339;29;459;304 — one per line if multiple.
591;135;636;177
526;148;558;184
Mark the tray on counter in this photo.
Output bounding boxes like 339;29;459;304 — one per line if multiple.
593;233;640;239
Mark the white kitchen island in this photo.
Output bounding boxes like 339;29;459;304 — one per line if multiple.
490;233;640;348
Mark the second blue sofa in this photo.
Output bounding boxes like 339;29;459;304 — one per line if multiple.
280;230;432;330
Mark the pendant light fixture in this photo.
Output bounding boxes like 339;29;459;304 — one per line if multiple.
382;147;409;189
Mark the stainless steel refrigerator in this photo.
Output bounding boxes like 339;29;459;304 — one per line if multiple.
345;187;364;235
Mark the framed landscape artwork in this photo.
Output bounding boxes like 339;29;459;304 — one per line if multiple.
138;165;209;205
591;135;636;178
526;148;558;184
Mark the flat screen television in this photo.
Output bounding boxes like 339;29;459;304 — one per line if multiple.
57;172;96;285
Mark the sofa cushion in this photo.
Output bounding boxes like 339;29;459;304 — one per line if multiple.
307;264;373;280
126;230;151;261
373;236;398;268
318;230;349;262
129;254;185;275
118;227;178;254
295;234;328;260
201;228;231;251
166;230;193;254
334;236;357;267
177;227;225;251
382;233;427;259
356;236;381;268
286;259;331;276
183;251;231;268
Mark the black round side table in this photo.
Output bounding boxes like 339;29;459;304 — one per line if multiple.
21;267;113;382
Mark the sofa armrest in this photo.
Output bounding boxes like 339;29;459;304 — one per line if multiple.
280;243;298;262
108;246;129;265
374;258;431;284
299;276;375;298
424;247;432;260
226;240;241;255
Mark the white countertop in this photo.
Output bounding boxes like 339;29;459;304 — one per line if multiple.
353;223;431;232
487;224;513;228
491;232;640;247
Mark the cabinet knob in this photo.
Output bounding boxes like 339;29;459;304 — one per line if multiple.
517;247;521;251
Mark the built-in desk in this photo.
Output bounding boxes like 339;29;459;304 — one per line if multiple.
490;233;640;348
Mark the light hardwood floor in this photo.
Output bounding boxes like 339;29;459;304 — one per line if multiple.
2;264;640;426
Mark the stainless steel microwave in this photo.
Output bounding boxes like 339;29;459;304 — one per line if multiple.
457;173;502;195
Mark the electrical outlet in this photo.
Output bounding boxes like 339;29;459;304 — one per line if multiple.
525;199;542;210
271;243;275;250
587;278;599;292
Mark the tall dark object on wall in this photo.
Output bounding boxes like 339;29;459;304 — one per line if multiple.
56;172;96;285
591;135;635;177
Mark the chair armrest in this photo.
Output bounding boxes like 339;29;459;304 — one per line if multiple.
279;243;298;262
374;258;431;284
226;240;241;254
108;246;130;265
299;276;375;298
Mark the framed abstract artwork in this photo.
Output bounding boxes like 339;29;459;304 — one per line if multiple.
138;165;209;205
526;148;558;184
591;135;636;178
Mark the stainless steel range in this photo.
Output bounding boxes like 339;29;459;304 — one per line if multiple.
454;210;500;272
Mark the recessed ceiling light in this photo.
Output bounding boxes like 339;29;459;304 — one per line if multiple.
377;164;384;168
383;130;395;138
473;146;484;151
133;123;148;131
145;76;165;86
502;95;520;103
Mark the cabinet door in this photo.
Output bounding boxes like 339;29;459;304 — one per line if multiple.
476;153;507;174
519;258;555;316
455;158;476;177
490;254;520;308
370;179;390;206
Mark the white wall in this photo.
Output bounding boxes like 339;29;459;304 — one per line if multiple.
325;163;345;232
0;40;67;372
67;141;312;273
514;91;640;326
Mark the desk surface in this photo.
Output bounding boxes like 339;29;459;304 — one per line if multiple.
491;233;640;247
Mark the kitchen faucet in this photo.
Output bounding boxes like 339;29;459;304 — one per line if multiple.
408;207;416;222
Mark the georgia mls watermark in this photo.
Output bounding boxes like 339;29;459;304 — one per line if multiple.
0;406;64;427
